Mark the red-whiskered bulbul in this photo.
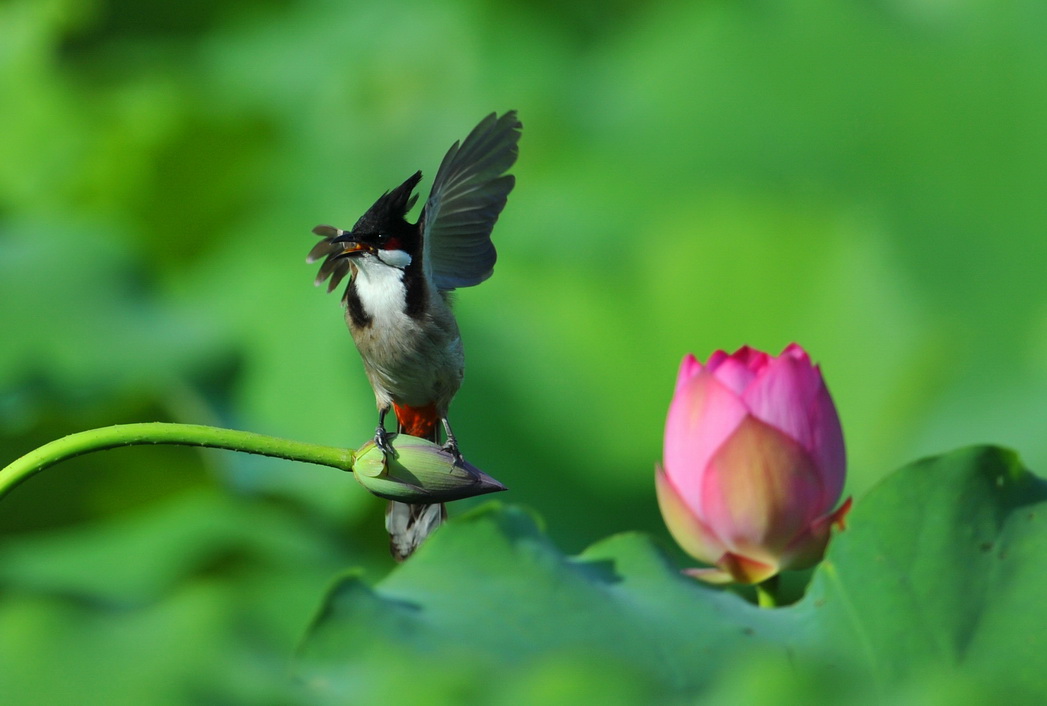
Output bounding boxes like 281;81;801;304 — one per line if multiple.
307;111;521;560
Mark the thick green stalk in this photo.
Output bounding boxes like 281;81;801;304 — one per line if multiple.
0;423;355;501
754;575;781;608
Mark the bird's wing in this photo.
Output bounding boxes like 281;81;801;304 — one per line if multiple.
420;111;521;291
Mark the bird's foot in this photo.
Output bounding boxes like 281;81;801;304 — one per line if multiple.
439;418;464;466
441;439;465;467
374;425;394;456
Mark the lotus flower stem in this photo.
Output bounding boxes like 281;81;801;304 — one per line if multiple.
754;575;781;608
0;422;356;502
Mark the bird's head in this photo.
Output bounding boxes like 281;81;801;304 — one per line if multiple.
309;171;422;291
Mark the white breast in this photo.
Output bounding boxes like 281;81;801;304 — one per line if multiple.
347;256;464;410
353;256;413;328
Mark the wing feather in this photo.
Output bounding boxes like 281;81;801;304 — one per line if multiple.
421;111;521;291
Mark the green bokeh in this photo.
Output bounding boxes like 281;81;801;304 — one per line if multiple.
2;0;1046;702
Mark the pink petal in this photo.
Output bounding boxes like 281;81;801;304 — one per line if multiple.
743;345;846;510
655;466;726;564
704;349;731;371
742;353;822;455
780;342;811;365
708;355;758;396
717;551;779;585
673;353;703;394
781;497;853;570
663;373;749;514
699;415;825;557
732;345;771;371
682;567;736;585
808;378;847;505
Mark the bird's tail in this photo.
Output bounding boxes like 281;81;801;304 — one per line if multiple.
386;402;446;561
386;501;446;561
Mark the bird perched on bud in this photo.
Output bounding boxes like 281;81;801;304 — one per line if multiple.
308;111;521;560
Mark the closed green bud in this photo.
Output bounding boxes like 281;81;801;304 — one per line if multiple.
353;435;507;503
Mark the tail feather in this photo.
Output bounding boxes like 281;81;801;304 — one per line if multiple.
386;501;447;561
387;401;446;560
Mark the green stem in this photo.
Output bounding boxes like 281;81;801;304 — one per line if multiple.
0;422;356;501
755;575;781;608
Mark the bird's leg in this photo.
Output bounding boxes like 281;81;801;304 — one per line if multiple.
375;407;394;455
440;417;464;465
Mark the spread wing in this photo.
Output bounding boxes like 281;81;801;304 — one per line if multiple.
421;111;521;291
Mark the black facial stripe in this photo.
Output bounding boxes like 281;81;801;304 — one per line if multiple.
345;278;373;328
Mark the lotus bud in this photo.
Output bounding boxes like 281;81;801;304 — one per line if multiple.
656;344;852;584
353;435;507;503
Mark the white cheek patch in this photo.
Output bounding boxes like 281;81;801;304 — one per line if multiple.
377;249;412;269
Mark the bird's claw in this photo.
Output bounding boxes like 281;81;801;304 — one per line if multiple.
375;426;394;456
442;440;465;467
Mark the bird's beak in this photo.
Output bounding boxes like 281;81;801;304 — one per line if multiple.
337;241;374;257
330;233;375;258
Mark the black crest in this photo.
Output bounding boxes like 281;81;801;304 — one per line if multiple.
353;171;422;235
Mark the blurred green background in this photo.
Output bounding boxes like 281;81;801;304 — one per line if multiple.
2;0;1046;702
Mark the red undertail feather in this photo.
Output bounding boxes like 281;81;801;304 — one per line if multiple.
393;402;440;439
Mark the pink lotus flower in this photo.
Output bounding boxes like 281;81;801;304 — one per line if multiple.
656;344;851;584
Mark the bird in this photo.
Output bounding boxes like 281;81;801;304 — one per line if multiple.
307;111;521;560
